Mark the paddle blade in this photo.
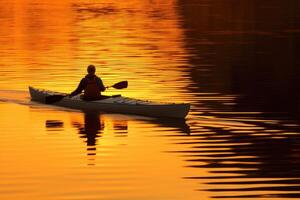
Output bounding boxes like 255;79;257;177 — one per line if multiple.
112;81;128;89
45;95;66;104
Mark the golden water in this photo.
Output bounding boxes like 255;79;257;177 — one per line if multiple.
1;1;300;200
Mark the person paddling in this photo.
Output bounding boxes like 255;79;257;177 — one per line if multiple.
69;65;106;101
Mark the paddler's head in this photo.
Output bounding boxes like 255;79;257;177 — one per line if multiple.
87;65;96;75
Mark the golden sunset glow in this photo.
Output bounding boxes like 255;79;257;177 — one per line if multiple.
0;103;208;200
1;0;299;200
0;1;200;199
0;0;190;103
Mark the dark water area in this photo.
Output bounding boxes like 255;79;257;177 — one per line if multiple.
173;1;300;199
178;0;300;116
172;120;300;199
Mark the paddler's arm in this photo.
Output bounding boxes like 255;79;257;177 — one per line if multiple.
96;77;106;92
69;78;87;97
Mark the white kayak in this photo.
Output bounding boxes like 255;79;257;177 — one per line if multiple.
29;86;190;119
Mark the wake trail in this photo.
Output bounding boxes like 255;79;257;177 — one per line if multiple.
0;89;34;106
0;89;81;113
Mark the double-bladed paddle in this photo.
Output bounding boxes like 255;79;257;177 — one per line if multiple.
45;81;128;104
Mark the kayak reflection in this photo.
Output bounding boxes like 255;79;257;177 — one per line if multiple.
70;113;189;158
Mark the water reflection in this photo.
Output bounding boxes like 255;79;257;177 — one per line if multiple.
149;118;191;135
72;113;104;157
167;115;300;199
178;0;300;116
70;113;130;166
113;120;128;137
1;0;300;199
45;120;64;131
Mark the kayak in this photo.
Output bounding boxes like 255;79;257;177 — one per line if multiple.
29;86;190;119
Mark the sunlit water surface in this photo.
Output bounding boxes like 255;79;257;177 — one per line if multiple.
1;1;300;200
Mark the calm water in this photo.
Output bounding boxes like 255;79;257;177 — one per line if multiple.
1;1;300;199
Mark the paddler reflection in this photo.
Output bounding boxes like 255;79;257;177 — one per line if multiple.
72;113;128;165
72;113;103;156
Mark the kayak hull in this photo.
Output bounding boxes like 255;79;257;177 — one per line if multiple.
29;86;190;119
